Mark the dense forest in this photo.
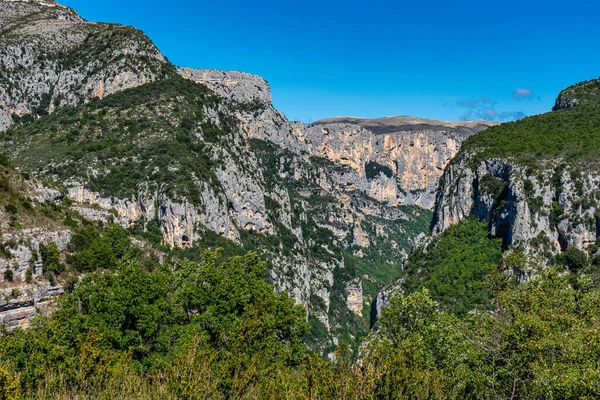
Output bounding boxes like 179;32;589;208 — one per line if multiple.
0;218;599;399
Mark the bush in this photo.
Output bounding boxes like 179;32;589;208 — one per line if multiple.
0;368;19;400
40;242;63;275
3;205;17;215
564;247;588;272
3;268;13;282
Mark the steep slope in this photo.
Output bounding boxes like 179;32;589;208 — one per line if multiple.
180;68;496;210
433;77;600;267
0;0;172;131
0;1;487;351
1;73;433;351
0;158;81;330
373;77;600;319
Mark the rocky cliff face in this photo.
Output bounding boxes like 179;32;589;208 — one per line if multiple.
433;157;600;258
179;68;496;210
0;0;171;131
432;78;600;266
0;1;489;350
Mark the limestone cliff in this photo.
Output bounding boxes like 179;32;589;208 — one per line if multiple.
0;2;484;350
179;68;496;210
432;77;600;266
0;0;172;131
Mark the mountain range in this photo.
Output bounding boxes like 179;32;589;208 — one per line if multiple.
1;0;600;363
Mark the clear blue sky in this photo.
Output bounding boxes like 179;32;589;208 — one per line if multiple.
61;0;600;123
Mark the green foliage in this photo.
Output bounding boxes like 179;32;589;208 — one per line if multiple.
0;250;308;397
2;76;229;206
371;271;600;398
563;246;589;272
402;218;503;316
69;225;131;272
39;242;62;275
1;250;599;399
365;161;394;180
3;267;13;282
0;368;20;400
3;205;17;215
461;77;600;166
479;174;509;219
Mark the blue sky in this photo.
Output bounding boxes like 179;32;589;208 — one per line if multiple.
61;0;600;123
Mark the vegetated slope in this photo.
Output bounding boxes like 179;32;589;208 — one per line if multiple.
0;1;443;351
0;0;172;130
0;73;432;352
433;77;600;274
1;250;599;398
460;77;600;164
376;77;600;320
0;0;455;352
0;154;121;331
400;218;502;316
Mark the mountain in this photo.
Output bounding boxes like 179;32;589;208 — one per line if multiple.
375;76;600;316
0;0;497;351
433;77;600;261
0;0;171;131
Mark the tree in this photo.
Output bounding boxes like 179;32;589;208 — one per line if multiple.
40;242;62;275
403;218;503;316
564;247;588;272
0;368;19;400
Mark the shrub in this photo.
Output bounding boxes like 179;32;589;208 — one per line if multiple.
564;247;588;272
3;205;17;215
3;267;13;282
40;242;63;275
0;368;19;400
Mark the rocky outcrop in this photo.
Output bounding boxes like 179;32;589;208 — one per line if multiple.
0;283;63;330
552;78;600;111
433;154;600;257
0;0;171;131
0;2;460;349
346;278;363;316
178;68;272;105
181;68;496;210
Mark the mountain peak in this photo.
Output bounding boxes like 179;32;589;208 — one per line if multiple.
1;0;61;5
553;77;600;111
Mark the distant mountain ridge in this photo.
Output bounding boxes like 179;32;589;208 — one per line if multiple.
313;116;498;135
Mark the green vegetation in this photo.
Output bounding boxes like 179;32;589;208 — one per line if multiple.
402;218;503;316
461;77;600;166
1;76;232;205
0;163;82;233
371;271;600;398
365;161;394;180
0;368;19;400
0;248;307;399
1;251;599;398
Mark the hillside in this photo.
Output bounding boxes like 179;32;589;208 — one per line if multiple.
458;77;600;164
1;1;600;398
432;76;600;278
0;0;453;351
